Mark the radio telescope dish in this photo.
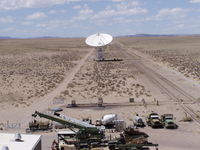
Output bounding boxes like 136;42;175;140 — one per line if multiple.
85;33;113;61
85;33;113;47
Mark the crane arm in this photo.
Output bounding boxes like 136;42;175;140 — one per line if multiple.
32;111;86;130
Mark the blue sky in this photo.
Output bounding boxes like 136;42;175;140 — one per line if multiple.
0;0;200;37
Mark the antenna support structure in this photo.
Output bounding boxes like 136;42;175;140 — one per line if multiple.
85;33;113;61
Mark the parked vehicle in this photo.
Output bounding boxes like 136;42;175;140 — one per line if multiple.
146;112;164;128
27;120;52;132
96;114;118;128
133;114;145;127
161;114;178;129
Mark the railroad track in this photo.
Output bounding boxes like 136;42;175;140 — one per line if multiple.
116;42;200;125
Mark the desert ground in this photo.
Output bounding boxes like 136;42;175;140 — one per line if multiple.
0;36;200;150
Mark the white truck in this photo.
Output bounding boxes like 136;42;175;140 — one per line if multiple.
96;114;118;128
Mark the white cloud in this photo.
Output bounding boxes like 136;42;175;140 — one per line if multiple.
72;4;94;21
92;1;147;19
177;23;185;28
112;0;127;2
190;0;200;3
155;8;186;20
73;5;82;9
112;17;132;23
35;19;71;31
0;0;82;10
79;8;93;15
0;27;16;33
140;8;188;23
92;8;147;19
115;1;139;8
21;21;33;25
49;9;66;14
71;1;146;23
0;16;14;23
26;12;47;20
36;23;48;28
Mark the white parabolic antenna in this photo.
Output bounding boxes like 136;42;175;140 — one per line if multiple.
86;33;113;60
85;33;113;47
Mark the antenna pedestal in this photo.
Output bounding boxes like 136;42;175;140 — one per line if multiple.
96;47;104;61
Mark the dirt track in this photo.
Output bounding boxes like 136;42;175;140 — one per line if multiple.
117;41;200;126
0;48;93;128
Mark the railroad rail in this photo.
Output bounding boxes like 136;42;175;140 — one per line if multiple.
116;42;200;125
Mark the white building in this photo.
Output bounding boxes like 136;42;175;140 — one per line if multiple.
0;133;41;150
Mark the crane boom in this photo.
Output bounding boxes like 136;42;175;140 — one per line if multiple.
32;111;158;150
32;111;105;149
32;111;96;130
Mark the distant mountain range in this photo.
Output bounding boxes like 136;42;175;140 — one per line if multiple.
0;36;61;39
0;36;13;39
118;34;200;37
121;34;177;37
0;34;200;39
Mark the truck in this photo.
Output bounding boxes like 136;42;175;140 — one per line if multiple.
27;120;52;132
146;113;164;128
161;114;178;129
96;114;118;129
133;114;145;128
32;111;159;150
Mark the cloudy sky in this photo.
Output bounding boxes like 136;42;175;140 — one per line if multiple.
0;0;200;37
